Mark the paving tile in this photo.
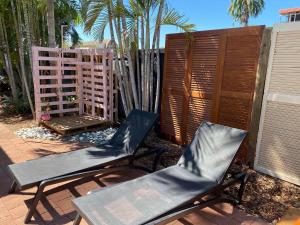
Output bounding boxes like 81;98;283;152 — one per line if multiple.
178;212;219;225
1;195;27;210
0;206;10;219
46;190;72;202
248;218;270;225
14;216;45;225
0;216;16;225
9;204;29;220
38;206;65;223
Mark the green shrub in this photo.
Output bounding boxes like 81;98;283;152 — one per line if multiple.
1;94;31;115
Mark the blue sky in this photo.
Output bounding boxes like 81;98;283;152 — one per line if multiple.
77;0;300;46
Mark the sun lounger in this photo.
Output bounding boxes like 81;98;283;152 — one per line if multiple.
7;109;159;223
72;121;247;225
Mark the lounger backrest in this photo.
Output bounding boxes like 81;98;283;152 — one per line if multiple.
109;109;158;155
177;122;247;184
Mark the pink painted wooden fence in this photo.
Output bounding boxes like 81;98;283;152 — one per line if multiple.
32;47;117;122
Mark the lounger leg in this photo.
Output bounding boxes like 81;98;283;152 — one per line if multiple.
237;173;249;204
152;149;165;172
73;214;82;225
24;182;46;223
8;180;17;193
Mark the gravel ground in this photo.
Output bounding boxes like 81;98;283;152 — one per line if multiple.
63;128;116;145
234;169;300;224
15;126;117;145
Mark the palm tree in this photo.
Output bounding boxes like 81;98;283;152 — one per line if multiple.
81;0;195;114
11;0;36;118
0;1;18;102
229;0;265;26
47;0;56;47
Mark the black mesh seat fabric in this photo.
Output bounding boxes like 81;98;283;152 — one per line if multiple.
72;122;247;225
73;165;217;225
8;146;127;189
8;110;158;190
108;109;158;155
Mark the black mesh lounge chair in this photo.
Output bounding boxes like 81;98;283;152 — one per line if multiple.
72;122;248;225
7;109;159;223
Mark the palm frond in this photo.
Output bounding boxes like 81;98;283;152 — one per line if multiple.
160;4;195;32
82;0;108;33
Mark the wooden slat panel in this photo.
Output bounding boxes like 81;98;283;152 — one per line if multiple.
218;96;250;130
161;26;265;160
190;35;220;94
163;38;187;91
218;31;263;160
186;97;213;142
160;93;184;143
161;36;187;143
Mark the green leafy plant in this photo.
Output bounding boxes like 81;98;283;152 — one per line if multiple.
0;93;31;115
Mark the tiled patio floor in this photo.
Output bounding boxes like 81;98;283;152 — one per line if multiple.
0;122;269;225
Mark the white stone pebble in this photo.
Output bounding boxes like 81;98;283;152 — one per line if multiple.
15;126;117;145
64;127;117;145
15;127;60;140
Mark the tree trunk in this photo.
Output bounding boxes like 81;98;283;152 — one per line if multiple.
0;16;18;102
149;50;154;112
112;14;133;112
135;18;142;106
118;0;140;109
144;7;150;111
47;0;56;47
153;0;164;112
22;1;33;88
11;0;35;118
140;17;145;110
42;15;47;46
154;28;161;113
107;2;129;115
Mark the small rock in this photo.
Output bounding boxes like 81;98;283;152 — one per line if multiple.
15;126;117;145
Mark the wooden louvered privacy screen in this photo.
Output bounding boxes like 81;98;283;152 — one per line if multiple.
161;26;265;159
255;23;300;185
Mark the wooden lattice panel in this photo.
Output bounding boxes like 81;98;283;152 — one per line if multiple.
255;23;300;185
32;47;117;122
161;26;265;160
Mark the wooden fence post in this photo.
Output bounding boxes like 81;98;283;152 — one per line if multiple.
58;49;63;117
248;28;272;165
77;50;83;115
32;47;41;121
103;50;108;120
